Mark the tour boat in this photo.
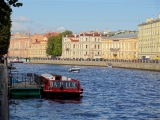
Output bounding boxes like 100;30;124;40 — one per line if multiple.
69;67;80;72
107;63;113;68
40;73;83;98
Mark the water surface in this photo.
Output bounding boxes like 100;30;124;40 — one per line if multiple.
9;63;160;120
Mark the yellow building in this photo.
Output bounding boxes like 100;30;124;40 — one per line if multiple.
101;32;138;60
138;14;160;60
28;36;48;58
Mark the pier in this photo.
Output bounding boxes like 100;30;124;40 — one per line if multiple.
8;71;42;99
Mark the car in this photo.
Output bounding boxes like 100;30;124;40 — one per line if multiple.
99;58;104;61
86;58;91;61
95;58;100;61
79;58;84;61
91;58;95;61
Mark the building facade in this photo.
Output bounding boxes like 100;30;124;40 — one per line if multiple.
101;32;138;60
8;32;31;57
28;37;48;58
138;14;160;60
62;32;103;59
8;32;59;58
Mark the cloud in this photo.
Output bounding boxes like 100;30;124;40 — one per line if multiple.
11;21;30;32
57;27;65;32
12;16;32;23
11;16;66;34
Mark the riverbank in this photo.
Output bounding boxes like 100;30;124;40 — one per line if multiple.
0;61;9;120
29;59;160;72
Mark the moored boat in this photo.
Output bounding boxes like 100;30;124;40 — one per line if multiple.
10;57;23;63
69;67;80;72
107;63;112;68
40;73;83;98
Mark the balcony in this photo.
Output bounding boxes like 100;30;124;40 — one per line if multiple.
84;54;89;56
66;48;69;51
95;54;101;56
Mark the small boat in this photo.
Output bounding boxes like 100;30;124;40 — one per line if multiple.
40;73;83;98
10;57;23;63
69;67;80;72
107;63;112;68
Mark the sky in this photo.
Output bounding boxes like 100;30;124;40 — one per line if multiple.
11;0;160;34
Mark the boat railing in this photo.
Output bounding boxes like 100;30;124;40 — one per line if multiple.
8;72;42;88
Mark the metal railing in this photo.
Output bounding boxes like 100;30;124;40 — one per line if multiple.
8;72;42;88
29;57;160;64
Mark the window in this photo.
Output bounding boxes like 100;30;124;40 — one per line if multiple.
134;43;136;49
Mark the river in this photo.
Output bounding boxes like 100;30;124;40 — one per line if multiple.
9;63;160;120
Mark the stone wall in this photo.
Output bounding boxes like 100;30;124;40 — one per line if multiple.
30;59;160;71
0;61;9;120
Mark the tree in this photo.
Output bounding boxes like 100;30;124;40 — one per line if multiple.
59;30;72;38
0;0;22;56
46;30;72;56
46;36;62;56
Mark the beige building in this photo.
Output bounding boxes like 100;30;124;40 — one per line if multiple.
28;36;48;58
62;32;102;59
8;31;59;58
8;32;31;57
138;14;160;60
101;32;138;60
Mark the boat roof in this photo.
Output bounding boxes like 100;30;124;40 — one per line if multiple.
41;73;53;78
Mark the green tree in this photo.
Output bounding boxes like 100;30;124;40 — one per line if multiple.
0;0;22;56
46;30;72;56
60;30;72;37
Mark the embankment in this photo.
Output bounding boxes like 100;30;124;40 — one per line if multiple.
30;59;160;72
0;61;8;120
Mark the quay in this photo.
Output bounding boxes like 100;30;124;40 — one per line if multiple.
0;61;8;120
0;62;43;120
29;59;160;71
9;72;42;99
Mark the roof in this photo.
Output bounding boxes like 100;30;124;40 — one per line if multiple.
30;34;45;42
138;18;160;26
70;38;79;42
106;33;137;39
31;41;41;44
45;32;59;38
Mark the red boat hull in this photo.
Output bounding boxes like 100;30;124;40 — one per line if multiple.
40;73;83;99
41;90;83;99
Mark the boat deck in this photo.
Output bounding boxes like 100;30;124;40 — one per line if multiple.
11;81;39;88
9;72;42;99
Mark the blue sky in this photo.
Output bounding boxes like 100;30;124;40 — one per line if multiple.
11;0;160;34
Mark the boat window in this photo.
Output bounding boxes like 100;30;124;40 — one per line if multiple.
55;76;61;80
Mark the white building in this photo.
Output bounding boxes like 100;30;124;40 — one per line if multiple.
62;32;103;59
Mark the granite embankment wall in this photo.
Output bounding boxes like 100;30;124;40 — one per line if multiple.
30;59;160;71
0;61;9;120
